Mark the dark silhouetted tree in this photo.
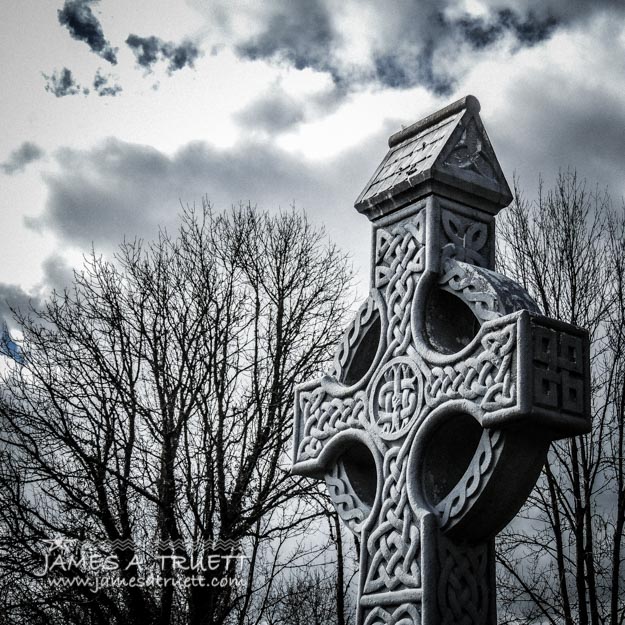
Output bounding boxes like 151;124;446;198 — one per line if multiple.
0;202;354;625
496;171;625;625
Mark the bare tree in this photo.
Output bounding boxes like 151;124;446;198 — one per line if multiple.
0;202;354;625
260;537;357;625
496;171;625;625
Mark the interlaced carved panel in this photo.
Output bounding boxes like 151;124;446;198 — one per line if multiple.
442;117;497;183
379;217;425;357
438;262;501;322
365;446;421;594
424;324;516;412
331;295;380;380
436;429;504;529
326;461;368;534
375;213;426;291
364;603;421;625
437;538;490;625
440;209;490;268
370;358;423;438
532;322;586;417
296;390;367;460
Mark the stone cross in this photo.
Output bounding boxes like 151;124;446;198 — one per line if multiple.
291;95;591;625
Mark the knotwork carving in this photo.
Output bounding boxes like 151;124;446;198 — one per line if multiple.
381;217;425;358
437;262;502;322
332;295;380;381
443;117;496;182
364;603;421;625
292;97;591;625
424;323;516;412
439;260;539;323
436;429;504;529
365;446;421;593
296;389;367;461
370;358;423;438
375;212;426;291
532;321;586;417
440;209;490;268
437;538;490;625
326;461;369;534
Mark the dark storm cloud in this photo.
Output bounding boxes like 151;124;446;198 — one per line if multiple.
457;9;557;49
41;254;75;293
126;34;200;74
93;69;122;96
236;0;335;76
32;77;625;274
234;90;305;133
0;254;75;340
0;282;41;331
42;67;86;97
27;132;403;279
372;42;453;95
58;0;117;65
217;0;625;92
494;77;625;203
1;142;44;175
126;35;160;68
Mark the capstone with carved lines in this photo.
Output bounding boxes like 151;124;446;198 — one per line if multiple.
292;96;591;625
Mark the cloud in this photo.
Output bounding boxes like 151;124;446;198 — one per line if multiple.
235;0;334;75
195;0;625;93
24;8;625;300
42;67;87;97
457;14;625;204
0;255;74;335
1;142;44;175
234;88;305;133
456;9;557;49
26;133;396;281
93;69;122;97
57;0;117;64
0;282;41;330
41;254;74;293
42;68;120;98
126;34;200;74
495;75;625;202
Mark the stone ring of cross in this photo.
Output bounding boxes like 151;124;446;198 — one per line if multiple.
292;96;591;625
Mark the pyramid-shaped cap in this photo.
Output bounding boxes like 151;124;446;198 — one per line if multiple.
355;95;512;221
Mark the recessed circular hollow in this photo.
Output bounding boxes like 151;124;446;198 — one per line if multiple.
421;412;483;506
340;442;377;508
342;315;381;386
424;287;480;355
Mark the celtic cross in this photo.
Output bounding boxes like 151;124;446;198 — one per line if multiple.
291;96;590;625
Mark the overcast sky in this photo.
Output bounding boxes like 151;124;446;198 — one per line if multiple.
2;0;625;326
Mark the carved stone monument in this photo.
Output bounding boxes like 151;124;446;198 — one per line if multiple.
291;95;591;625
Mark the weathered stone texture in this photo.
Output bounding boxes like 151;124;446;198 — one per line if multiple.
292;96;591;625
